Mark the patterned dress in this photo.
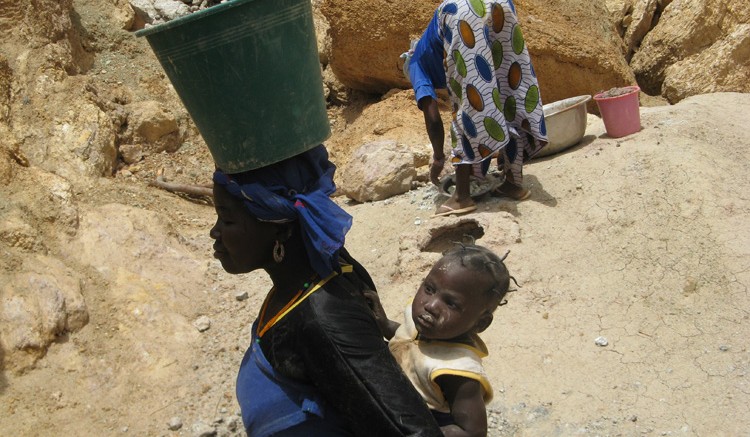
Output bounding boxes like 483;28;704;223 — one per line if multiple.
411;0;548;182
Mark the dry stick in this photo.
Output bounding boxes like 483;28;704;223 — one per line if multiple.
150;168;213;198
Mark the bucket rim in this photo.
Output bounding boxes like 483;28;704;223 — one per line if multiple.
134;0;257;38
593;85;640;101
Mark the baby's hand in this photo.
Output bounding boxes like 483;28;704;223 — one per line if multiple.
362;289;383;315
362;289;400;340
362;289;389;331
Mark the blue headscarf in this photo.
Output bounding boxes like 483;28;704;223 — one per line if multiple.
213;145;352;278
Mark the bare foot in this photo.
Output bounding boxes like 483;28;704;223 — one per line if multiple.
491;181;531;201
434;196;477;216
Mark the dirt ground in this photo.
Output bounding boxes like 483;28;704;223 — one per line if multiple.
3;90;749;436
1;1;749;436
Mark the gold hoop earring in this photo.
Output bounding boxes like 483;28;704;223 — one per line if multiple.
273;240;285;263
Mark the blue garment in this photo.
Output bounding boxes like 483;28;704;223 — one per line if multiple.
213;145;352;279
408;11;446;108
237;322;349;436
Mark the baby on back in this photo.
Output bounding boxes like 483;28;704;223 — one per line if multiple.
365;243;512;437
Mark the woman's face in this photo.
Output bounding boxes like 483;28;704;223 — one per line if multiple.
411;258;493;341
210;184;279;274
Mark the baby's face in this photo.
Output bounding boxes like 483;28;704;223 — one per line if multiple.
411;259;493;340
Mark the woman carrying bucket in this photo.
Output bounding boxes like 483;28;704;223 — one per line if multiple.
210;146;442;436
138;2;441;433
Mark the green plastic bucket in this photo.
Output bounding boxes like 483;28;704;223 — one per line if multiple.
136;0;330;173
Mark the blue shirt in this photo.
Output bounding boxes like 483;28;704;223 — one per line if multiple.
409;11;446;108
237;322;346;436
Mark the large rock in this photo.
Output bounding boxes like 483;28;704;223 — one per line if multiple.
0;0;115;183
123;100;185;154
325;89;438;179
5;168;81;238
630;0;750;101
625;0;658;61
661;23;750;102
339;140;418;202
322;0;634;106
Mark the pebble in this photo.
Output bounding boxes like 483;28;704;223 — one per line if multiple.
226;417;239;432
193;315;211;332
167;417;183;431
235;291;249;301
191;420;216;437
595;336;609;346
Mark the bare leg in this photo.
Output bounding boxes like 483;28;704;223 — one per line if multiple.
437;164;477;214
492;140;531;200
494;179;530;200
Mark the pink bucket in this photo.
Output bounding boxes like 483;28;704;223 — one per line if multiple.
593;85;641;138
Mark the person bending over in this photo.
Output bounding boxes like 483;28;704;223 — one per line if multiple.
405;0;548;216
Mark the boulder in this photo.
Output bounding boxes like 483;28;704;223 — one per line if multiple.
322;0;635;106
661;23;750;102
630;0;750;101
20;97;119;180
339;140;417;202
325;89;440;176
6;168;81;237
604;0;630;36
124;100;184;154
320;0;436;94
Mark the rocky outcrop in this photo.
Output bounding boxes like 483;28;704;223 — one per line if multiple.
630;0;750;102
0;0;105;180
322;0;634;106
661;23;750;102
0;0;197;373
605;0;672;61
320;0;435;94
516;0;635;107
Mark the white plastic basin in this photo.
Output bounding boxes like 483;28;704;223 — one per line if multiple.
535;95;591;158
